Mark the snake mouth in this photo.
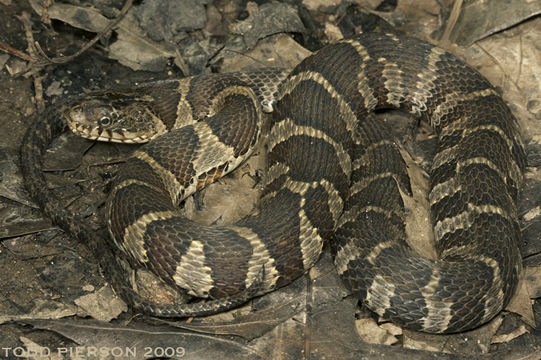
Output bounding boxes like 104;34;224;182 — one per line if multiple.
68;121;153;144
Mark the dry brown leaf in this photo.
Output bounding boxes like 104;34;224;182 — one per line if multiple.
400;147;437;260
74;286;127;322
466;19;541;140
0;299;77;325
324;22;343;42
28;0;176;71
355;318;399;345
404;316;503;354
491;325;529;344
302;0;342;12
506;271;536;328
446;0;541;45
220;34;311;72
525;265;541;299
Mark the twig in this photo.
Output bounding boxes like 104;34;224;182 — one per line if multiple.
9;0;133;109
16;11;45;110
220;48;278;68
33;74;45;113
440;0;463;45
0;40;34;61
39;0;54;27
19;12;38;59
31;0;134;65
517;34;523;85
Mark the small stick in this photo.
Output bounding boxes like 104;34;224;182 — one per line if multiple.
440;0;463;45
33;0;134;65
0;40;34;61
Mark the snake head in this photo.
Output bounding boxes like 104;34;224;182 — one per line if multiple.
64;90;168;144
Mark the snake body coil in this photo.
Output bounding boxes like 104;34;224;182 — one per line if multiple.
21;33;526;333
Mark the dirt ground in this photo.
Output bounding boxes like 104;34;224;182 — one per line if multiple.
0;0;540;359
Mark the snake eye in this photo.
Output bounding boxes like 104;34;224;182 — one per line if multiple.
99;116;111;126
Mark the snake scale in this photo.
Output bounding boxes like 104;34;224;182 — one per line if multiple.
21;32;526;333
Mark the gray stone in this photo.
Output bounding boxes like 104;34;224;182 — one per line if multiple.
135;0;208;42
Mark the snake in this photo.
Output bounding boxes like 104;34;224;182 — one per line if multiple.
20;32;526;333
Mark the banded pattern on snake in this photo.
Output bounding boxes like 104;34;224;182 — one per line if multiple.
21;32;526;333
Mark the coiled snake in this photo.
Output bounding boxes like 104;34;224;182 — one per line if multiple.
21;32;526;333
